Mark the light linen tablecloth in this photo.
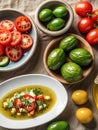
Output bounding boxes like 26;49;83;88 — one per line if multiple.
0;0;98;130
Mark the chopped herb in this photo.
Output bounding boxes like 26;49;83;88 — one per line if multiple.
25;89;29;94
33;88;42;95
36;100;43;106
8;102;13;108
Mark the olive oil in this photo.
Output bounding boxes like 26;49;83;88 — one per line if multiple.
92;75;98;109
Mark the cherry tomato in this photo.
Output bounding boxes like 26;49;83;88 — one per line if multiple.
24;102;36;112
5;45;23;62
86;28;98;45
0;44;4;56
10;30;22;46
15;16;32;33
0;20;14;31
0;29;12;46
78;18;94;33
91;9;98;24
23;94;33;99
20;34;33;50
75;1;93;17
14;98;23;107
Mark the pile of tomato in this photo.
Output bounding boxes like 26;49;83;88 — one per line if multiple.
75;1;98;45
0;16;33;66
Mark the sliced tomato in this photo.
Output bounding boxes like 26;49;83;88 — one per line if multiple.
0;29;12;46
23;94;33;99
14;98;23;107
15;16;32;33
0;20;14;31
24;102;36;112
10;30;22;46
0;44;4;56
5;45;23;62
37;95;44;101
29;109;35;116
20;34;33;50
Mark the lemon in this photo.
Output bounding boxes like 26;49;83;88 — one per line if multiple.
76;108;93;124
71;90;88;105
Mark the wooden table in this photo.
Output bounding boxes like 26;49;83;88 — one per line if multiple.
0;0;98;130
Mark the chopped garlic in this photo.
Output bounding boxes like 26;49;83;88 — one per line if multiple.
44;95;51;100
11;108;16;114
3;102;8;108
17;112;21;116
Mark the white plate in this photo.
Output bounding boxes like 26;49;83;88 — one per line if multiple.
0;74;68;129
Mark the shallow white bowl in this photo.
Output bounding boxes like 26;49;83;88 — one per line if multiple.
35;0;74;36
0;74;68;129
0;9;38;72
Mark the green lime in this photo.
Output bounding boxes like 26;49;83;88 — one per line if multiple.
59;35;78;52
61;62;83;83
47;48;66;70
47;18;65;31
47;121;69;130
39;8;53;22
53;6;68;18
69;48;93;66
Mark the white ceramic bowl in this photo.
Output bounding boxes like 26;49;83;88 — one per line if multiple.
35;0;74;36
0;9;38;72
0;74;68;129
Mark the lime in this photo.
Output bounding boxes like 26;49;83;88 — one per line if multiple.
47;121;69;130
61;62;83;83
47;48;66;70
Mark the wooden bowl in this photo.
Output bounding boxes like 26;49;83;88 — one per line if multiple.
43;34;94;84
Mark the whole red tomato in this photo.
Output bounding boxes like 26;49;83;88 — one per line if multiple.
78;17;94;33
75;1;93;17
91;9;98;24
86;28;98;45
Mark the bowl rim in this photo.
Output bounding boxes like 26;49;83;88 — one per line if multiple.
0;8;38;72
35;0;74;36
43;33;95;84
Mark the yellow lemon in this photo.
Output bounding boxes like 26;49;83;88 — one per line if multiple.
76;107;93;124
71;90;88;105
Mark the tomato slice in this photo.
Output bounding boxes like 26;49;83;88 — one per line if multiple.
20;34;33;50
15;16;32;33
0;20;14;31
5;45;23;62
14;98;23;107
0;29;12;46
10;30;22;46
0;44;4;56
23;94;33;99
24;102;36;112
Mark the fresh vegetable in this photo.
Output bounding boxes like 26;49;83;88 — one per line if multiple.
0;15;33;66
59;35;78;52
5;45;23;62
86;28;98;45
10;30;22;46
61;62;83;83
71;90;88;105
91;9;98;24
47;48;66;70
0;20;14;31
75;1;93;17
47;121;69;130
78;17;94;33
53;6;68;18
0;44;4;56
0;56;10;67
76;108;93;124
39;8;53;22
69;48;93;66
15;16;32;33
0;29;12;46
20;34;33;50
47;18;65;31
